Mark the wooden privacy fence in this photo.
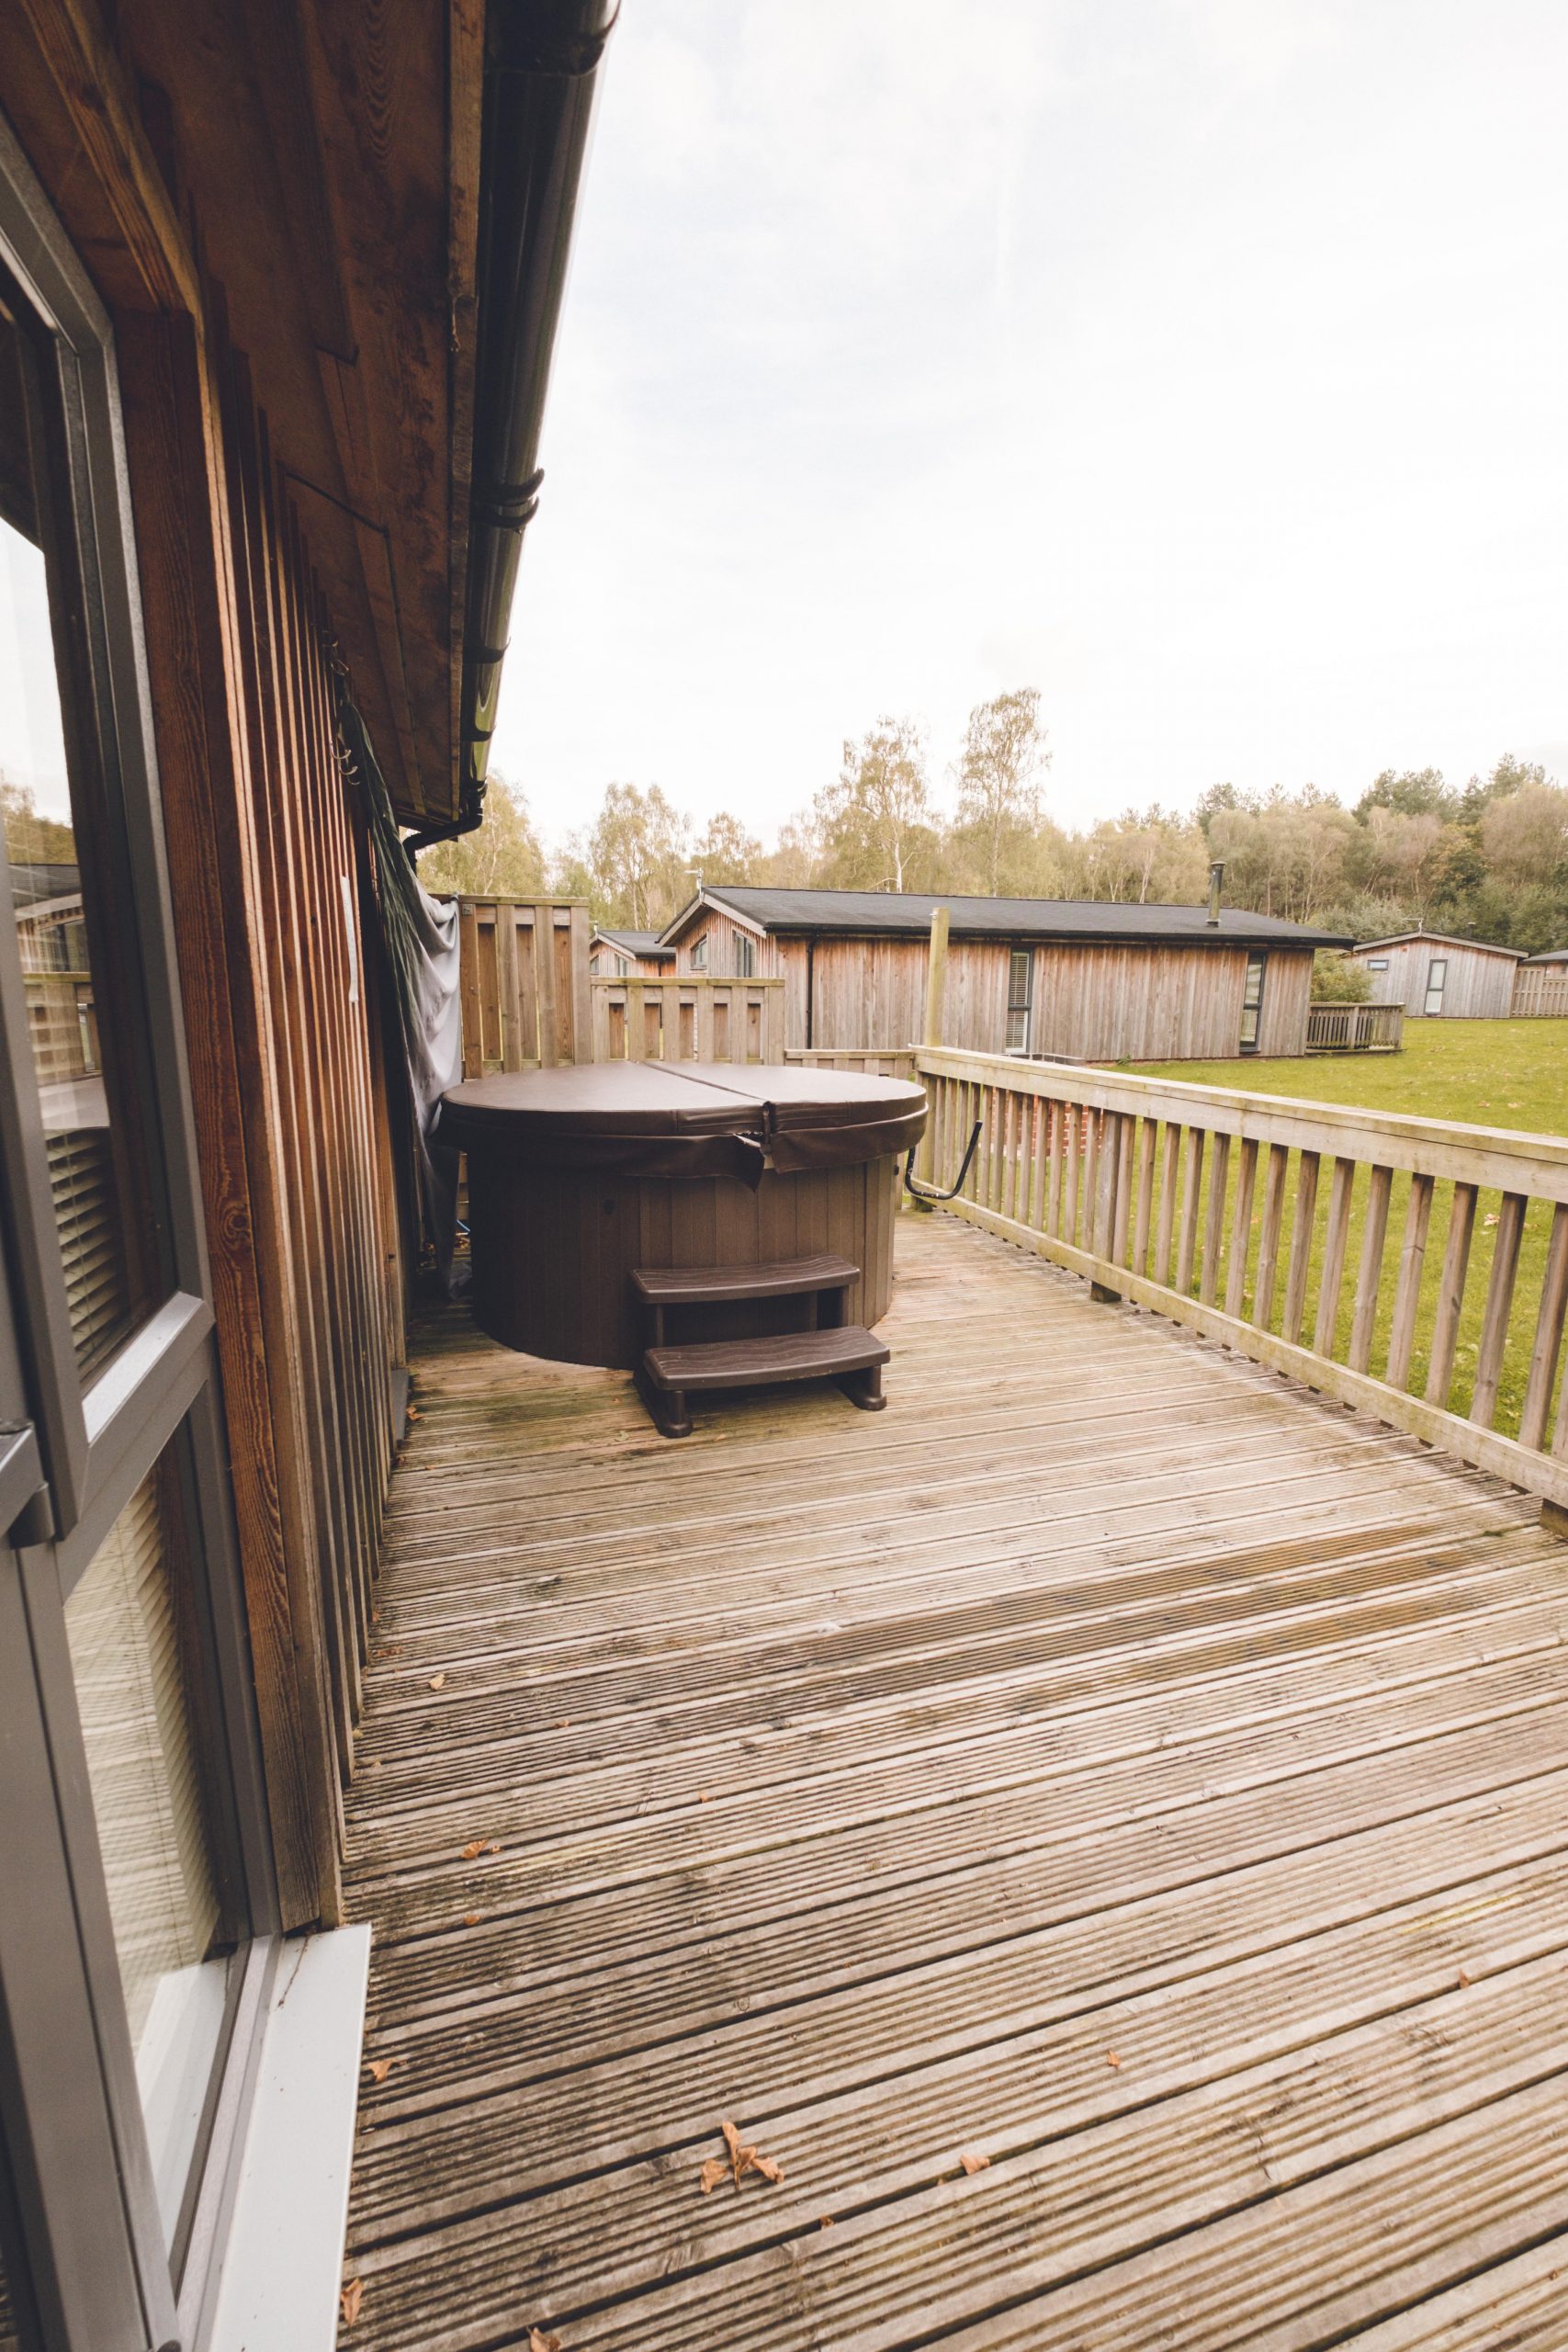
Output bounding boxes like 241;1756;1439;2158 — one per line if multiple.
1513;966;1568;1019
591;974;785;1064
1305;1001;1404;1053
784;1046;919;1079
915;1046;1568;1516
451;896;592;1075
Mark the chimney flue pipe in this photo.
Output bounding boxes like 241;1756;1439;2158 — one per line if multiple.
1207;860;1225;925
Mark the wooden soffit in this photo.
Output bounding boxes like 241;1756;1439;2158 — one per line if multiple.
3;0;480;827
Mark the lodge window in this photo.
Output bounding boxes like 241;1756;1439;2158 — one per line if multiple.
1424;956;1448;1015
0;154;271;2341
690;932;708;970
1239;951;1267;1052
1367;957;1389;970
1006;947;1032;1054
735;932;756;977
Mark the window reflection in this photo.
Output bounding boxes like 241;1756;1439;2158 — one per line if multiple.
1;277;158;1378
64;1447;236;2255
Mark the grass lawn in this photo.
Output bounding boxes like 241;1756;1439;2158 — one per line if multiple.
1115;1019;1568;1442
1134;1018;1568;1136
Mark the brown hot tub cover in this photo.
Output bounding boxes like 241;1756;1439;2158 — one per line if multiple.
436;1062;927;1186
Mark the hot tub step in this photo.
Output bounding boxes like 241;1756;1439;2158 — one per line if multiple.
638;1325;889;1438
630;1252;859;1308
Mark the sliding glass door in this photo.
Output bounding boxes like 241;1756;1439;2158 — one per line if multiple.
0;123;276;2352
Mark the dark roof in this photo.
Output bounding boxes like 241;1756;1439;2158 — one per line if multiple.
592;927;673;958
1350;929;1525;958
1521;945;1568;965
660;886;1349;951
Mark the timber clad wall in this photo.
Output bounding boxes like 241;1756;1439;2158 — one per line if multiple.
119;301;407;1919
675;908;774;976
1353;938;1521;1019
767;933;1315;1059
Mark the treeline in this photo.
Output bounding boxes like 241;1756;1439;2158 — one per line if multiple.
417;690;1568;956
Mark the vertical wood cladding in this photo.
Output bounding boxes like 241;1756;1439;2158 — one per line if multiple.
674;907;774;976
1353;938;1522;1019
218;341;405;1815
119;304;407;1923
774;933;1314;1059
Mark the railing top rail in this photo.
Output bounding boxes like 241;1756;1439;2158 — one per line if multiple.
590;972;784;988
916;1044;1568;1198
441;892;591;908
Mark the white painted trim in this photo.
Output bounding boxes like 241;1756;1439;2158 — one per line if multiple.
204;1926;370;2352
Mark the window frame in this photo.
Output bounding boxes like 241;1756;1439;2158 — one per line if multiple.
1424;956;1448;1015
1005;945;1033;1055
1238;949;1268;1054
0;130;213;1547
689;931;708;971
0;110;277;2352
734;931;756;978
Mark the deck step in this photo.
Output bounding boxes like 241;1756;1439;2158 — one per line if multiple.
630;1252;858;1307
643;1323;888;1393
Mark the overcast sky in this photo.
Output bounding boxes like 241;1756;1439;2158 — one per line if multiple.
492;0;1568;854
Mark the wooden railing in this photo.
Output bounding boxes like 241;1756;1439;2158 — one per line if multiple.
784;1046;918;1080
915;1046;1568;1516
450;897;592;1075
1513;966;1568;1020
1305;1001;1404;1053
591;974;785;1064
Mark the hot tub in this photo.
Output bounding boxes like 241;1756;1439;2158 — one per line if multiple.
437;1061;927;1370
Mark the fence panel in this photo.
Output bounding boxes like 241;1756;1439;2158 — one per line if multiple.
590;974;785;1064
916;1045;1568;1516
447;898;591;1075
1513;967;1568;1019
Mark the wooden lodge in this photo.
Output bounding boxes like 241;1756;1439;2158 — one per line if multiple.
588;923;675;978
656;883;1350;1061
1349;929;1526;1019
5;6;1568;2352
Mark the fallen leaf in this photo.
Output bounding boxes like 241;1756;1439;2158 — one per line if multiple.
528;2331;559;2352
698;2157;728;2195
1105;2051;1123;2069
488;1840;502;1853
406;1404;423;1421
819;2215;835;2230
367;2058;393;2084
960;2151;990;2176
697;1792;712;1804
341;2278;365;2327
1483;1213;1499;1228
462;1912;483;1928
428;1673;447;1690
1459;1967;1472;1988
460;1839;486;1860
716;2116;785;2189
557;1719;572;1730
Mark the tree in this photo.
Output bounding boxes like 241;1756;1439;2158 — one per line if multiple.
1203;786;1357;923
1311;950;1372;1003
571;782;691;929
1478;778;1568;894
0;774;75;865
1354;767;1461;824
692;810;762;888
815;717;936;891
1061;806;1207;905
760;808;824;888
416;771;547;898
1350;806;1462;924
953;688;1049;895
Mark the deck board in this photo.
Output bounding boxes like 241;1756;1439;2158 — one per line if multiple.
341;1211;1568;2349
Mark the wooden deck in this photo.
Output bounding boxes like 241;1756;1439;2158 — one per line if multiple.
341;1210;1568;2351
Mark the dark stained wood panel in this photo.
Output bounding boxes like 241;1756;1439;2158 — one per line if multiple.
336;1212;1568;2347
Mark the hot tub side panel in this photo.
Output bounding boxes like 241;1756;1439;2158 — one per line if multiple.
465;1156;900;1369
